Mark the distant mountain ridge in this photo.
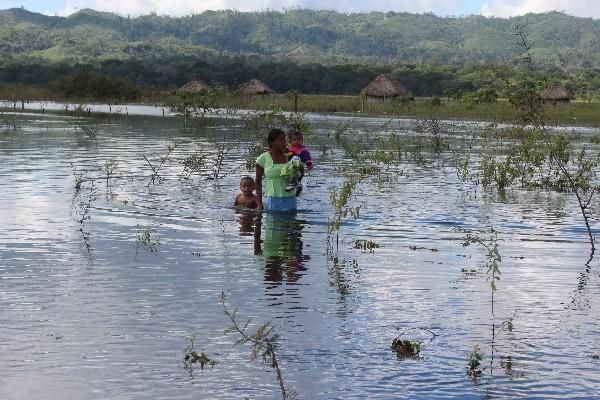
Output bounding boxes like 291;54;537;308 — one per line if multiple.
1;8;600;67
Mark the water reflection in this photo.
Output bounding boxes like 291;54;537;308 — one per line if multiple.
251;212;310;283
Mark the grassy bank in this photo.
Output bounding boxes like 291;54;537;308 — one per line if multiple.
3;83;600;127
169;92;600;127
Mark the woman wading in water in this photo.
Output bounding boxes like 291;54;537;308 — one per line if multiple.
255;128;302;212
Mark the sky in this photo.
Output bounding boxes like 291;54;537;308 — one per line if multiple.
1;0;599;18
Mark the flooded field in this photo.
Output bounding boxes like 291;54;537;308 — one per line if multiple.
1;111;599;399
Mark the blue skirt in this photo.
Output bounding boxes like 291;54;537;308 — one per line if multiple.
266;196;297;213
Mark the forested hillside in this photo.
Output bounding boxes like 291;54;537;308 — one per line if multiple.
1;8;600;98
2;8;600;66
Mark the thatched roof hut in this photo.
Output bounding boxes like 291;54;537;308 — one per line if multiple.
178;79;211;94
541;85;571;105
361;73;410;103
239;79;274;95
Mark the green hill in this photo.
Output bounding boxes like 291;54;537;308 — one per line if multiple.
1;8;600;66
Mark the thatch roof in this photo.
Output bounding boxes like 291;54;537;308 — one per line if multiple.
541;85;571;101
361;73;409;98
239;79;274;95
178;79;211;94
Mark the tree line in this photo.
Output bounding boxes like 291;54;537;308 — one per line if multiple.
1;58;600;101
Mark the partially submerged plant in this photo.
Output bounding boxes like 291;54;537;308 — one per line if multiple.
467;345;484;377
329;175;361;232
180;151;207;180
352;239;381;253
70;162;85;193
136;224;160;253
103;159;118;186
391;339;421;358
143;143;178;186
458;228;501;293
391;326;437;360
221;292;296;400
183;335;217;371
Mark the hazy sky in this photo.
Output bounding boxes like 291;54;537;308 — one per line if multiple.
1;0;599;18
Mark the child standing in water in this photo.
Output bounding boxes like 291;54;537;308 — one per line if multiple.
234;176;258;208
286;129;313;196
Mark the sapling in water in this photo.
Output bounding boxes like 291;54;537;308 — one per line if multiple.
467;345;484;377
221;292;296;400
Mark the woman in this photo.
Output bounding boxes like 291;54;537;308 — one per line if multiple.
255;128;301;212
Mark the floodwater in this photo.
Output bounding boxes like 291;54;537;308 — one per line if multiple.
1;110;599;399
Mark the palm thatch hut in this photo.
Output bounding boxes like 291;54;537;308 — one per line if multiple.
178;79;211;94
239;79;274;95
361;73;410;104
541;85;571;106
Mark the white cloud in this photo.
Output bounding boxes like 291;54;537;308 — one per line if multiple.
481;0;600;18
59;0;467;17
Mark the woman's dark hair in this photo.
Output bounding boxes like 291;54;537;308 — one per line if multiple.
267;128;285;145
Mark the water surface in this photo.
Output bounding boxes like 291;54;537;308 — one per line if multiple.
1;112;599;399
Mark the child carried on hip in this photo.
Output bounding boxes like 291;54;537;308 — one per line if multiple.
285;129;313;196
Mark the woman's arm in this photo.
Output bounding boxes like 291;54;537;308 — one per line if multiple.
255;163;264;210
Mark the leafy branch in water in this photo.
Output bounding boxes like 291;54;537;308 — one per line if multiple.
456;227;502;315
183;335;217;373
221;292;296;400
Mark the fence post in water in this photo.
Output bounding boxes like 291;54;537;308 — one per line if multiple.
183;105;187;127
21;100;24;110
162;108;165;117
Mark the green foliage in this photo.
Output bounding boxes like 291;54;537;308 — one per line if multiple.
3;8;600;69
508;78;544;124
4;10;600;99
459;228;501;292
467;345;484;376
352;239;381;253
329;174;361;233
454;153;470;182
391;339;421;358
463;87;498;105
221;292;296;400
501;318;514;332
183;336;217;370
48;71;142;101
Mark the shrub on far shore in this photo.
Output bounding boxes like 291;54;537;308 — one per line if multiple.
48;71;142;102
